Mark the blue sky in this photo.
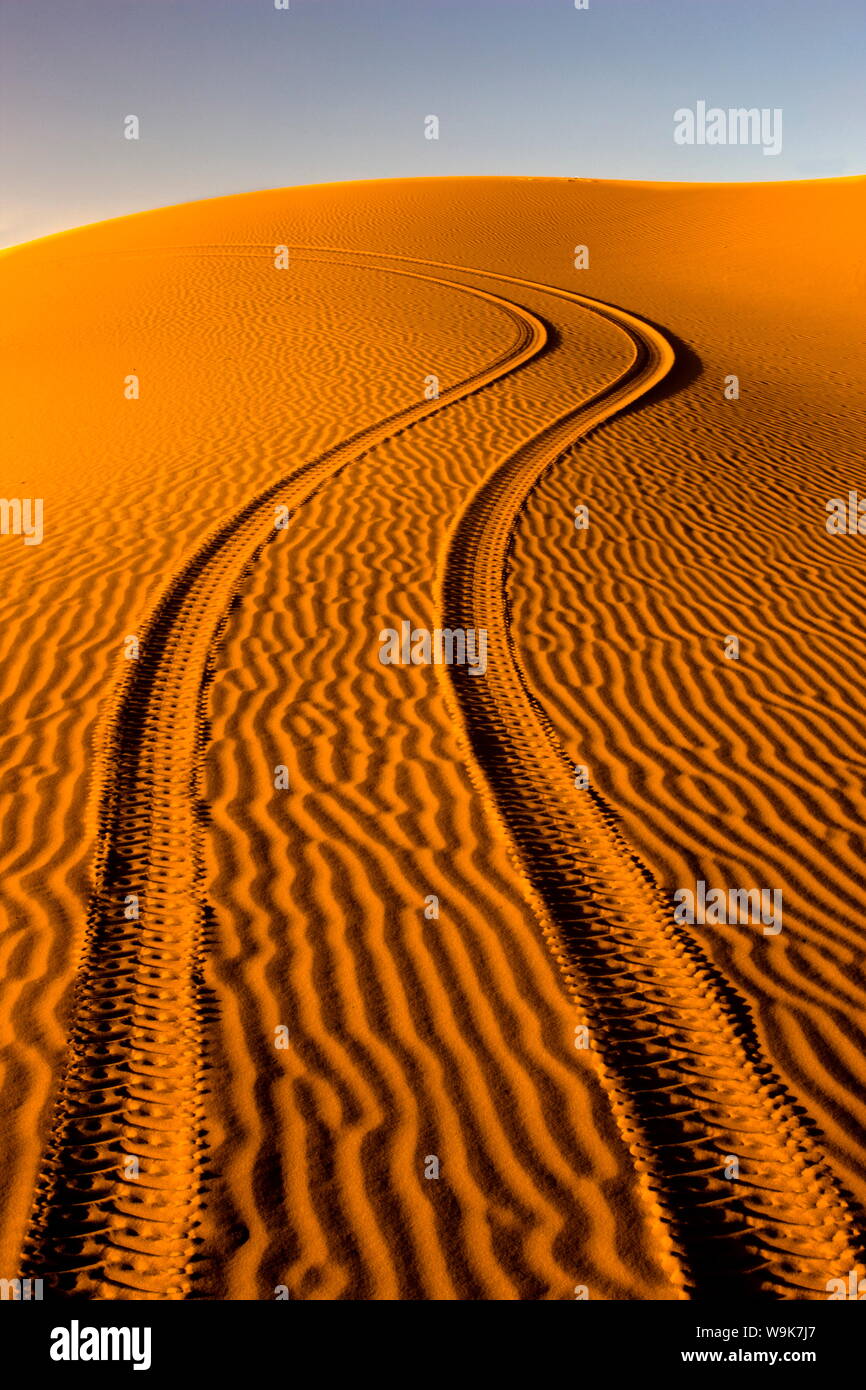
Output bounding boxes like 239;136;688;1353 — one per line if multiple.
1;0;863;246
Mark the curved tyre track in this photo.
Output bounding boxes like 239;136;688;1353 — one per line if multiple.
413;259;865;1296
20;262;547;1298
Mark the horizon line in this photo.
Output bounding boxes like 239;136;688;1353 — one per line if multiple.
4;171;864;256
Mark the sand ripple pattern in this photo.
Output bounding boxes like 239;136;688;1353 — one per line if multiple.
20;244;864;1299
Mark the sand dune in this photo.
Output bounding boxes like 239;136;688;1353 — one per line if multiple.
1;176;864;1298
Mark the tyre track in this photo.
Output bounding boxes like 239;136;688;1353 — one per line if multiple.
19;261;548;1297
402;259;866;1296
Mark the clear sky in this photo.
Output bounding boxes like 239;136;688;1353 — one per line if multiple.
1;0;863;247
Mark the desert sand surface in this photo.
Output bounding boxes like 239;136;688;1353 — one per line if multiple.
0;175;864;1300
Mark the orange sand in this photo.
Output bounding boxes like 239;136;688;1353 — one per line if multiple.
0;176;864;1299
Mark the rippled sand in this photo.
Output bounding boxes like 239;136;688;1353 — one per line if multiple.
1;176;864;1299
